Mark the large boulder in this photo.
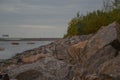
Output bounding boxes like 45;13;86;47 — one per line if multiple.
84;45;116;73
71;45;120;80
68;40;88;64
98;52;120;78
67;22;120;64
7;57;73;80
70;22;120;80
81;22;120;62
53;34;92;62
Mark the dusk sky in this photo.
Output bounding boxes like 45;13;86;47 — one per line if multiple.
0;0;103;38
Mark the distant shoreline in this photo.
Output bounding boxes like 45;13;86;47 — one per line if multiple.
0;38;61;41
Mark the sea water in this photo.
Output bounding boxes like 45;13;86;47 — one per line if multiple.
0;41;51;59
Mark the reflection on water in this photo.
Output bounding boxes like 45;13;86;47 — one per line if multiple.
0;41;50;59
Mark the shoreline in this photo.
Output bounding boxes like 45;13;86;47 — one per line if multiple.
0;40;54;60
0;38;61;41
0;35;90;71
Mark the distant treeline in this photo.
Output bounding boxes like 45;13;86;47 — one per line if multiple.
64;0;120;37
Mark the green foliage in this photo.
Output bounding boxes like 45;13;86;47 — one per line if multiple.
112;0;120;9
65;13;82;37
64;0;120;37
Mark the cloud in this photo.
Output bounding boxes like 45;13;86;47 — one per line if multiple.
0;24;61;29
0;0;103;15
19;25;57;29
0;24;67;38
0;0;103;37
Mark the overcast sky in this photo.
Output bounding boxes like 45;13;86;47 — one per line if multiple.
0;0;103;38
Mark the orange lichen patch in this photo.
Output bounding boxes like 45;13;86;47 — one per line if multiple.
68;40;88;62
73;40;88;49
22;53;49;63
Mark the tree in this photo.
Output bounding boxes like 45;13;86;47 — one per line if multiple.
77;11;80;17
112;0;120;9
64;0;120;38
103;0;112;12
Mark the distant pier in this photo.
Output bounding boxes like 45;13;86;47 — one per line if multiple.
0;38;61;41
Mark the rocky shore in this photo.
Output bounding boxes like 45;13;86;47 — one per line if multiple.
0;22;120;80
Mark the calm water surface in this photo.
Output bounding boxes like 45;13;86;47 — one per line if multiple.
0;41;51;59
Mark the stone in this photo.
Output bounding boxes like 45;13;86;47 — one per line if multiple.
7;57;73;80
85;45;117;73
68;40;88;63
15;69;42;80
81;22;120;62
71;22;120;80
98;54;120;77
52;34;92;62
22;53;50;63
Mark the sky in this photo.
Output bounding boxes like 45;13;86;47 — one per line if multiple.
0;0;103;38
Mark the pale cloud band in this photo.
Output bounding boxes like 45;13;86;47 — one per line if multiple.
20;25;58;29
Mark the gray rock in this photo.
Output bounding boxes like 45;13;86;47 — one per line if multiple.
7;57;73;80
71;22;120;80
81;22;120;62
52;34;92;62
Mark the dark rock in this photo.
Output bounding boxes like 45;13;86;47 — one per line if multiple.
0;73;10;80
110;39;120;50
15;69;42;80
